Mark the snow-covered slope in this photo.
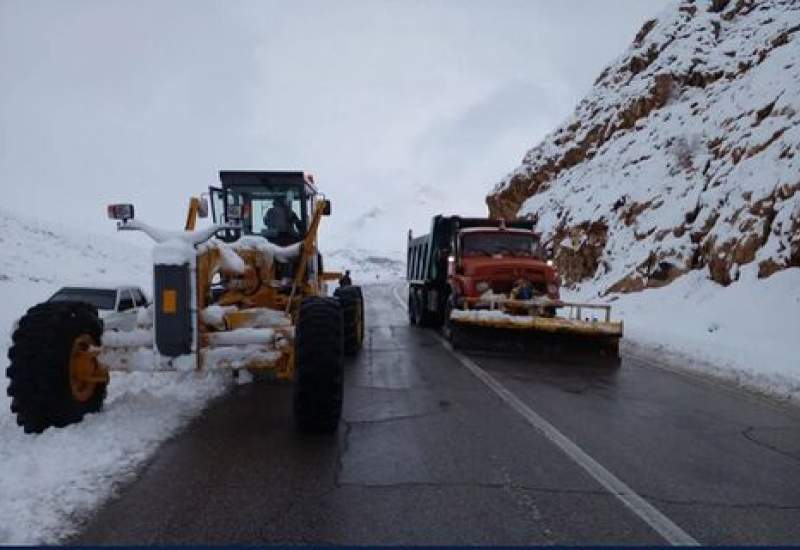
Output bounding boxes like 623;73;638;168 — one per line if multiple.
487;0;800;399
489;0;799;293
0;209;229;543
325;248;406;283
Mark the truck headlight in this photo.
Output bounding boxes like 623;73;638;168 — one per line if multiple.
475;281;490;293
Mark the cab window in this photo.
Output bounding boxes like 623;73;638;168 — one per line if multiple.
226;183;307;239
117;291;135;312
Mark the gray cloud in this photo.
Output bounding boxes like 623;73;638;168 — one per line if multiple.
0;0;665;256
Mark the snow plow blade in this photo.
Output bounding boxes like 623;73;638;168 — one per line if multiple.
450;310;622;338
449;299;622;361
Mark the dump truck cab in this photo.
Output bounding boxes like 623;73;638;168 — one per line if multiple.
450;226;560;302
210;171;326;245
407;215;541;325
408;214;622;355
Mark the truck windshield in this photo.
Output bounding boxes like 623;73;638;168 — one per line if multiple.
461;232;542;258
48;288;117;310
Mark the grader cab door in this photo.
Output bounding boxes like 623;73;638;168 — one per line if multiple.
209;186;225;223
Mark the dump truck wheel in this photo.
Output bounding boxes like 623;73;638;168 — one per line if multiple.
6;301;106;433
416;288;438;327
407;288;417;325
293;297;344;433
442;299;462;349
335;286;364;356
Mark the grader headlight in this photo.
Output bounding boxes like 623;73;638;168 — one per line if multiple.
107;203;135;221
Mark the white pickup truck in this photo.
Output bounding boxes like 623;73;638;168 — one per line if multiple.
47;285;149;331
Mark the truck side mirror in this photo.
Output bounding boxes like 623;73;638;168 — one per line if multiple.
322;199;332;216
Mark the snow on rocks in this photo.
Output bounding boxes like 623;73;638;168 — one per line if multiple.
486;0;800;402
488;0;800;292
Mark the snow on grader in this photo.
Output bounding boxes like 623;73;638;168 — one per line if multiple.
407;215;623;358
6;171;364;434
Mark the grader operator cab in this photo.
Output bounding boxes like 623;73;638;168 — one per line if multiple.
6;171;364;434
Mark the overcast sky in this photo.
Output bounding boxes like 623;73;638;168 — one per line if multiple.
0;0;666;255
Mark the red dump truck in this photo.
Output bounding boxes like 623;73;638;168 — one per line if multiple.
406;215;622;355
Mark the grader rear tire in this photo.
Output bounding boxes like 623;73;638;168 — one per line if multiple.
334;285;364;356
6;301;106;433
293;297;344;434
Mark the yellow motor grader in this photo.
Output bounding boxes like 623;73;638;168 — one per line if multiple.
6;171;364;434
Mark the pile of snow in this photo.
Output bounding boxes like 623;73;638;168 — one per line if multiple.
486;0;800;400
0;371;228;543
0;208;230;543
575;265;800;401
325;247;406;283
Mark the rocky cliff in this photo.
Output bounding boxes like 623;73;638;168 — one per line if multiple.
487;0;800;293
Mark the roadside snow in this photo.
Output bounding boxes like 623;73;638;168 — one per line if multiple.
567;266;800;402
0;370;229;544
0;208;230;544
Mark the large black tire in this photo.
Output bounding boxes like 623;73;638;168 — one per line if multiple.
293;297;344;433
442;298;463;349
6;301;107;433
334;285;364;356
407;288;417;325
416;288;441;328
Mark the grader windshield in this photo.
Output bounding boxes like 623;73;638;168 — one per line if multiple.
212;171;317;245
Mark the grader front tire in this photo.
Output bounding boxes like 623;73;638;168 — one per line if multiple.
293;297;344;434
6;301;107;433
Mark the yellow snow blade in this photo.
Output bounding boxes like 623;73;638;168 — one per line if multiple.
451;298;623;339
450;313;623;338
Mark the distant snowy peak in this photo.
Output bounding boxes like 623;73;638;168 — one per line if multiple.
324;248;405;283
488;0;800;293
0;207;150;291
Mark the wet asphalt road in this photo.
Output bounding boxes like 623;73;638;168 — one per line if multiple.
74;284;800;545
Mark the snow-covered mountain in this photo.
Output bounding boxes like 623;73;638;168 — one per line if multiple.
325;247;406;283
0;208;152;313
486;0;800;401
488;0;799;294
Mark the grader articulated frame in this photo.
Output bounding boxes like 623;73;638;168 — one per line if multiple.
6;171;364;434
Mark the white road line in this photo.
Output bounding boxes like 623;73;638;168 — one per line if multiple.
390;284;699;546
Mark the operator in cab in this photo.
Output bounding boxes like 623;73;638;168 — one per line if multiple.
263;196;303;246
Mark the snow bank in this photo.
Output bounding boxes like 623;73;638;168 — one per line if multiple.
0;208;230;543
567;265;800;401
